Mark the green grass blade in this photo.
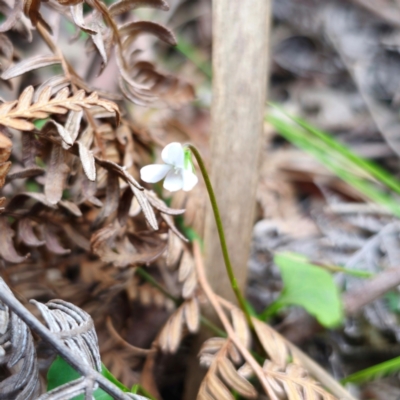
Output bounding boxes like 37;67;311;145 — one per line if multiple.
267;110;400;218
342;356;400;385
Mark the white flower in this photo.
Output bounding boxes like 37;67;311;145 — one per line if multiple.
140;142;198;192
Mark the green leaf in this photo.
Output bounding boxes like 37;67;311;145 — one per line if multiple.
342;355;400;385
47;356;127;399
265;252;344;328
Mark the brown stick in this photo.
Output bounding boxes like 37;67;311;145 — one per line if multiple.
344;268;400;315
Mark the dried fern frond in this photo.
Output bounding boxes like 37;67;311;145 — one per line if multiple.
262;361;338;400
0;132;12;189
32;299;102;372
0;282;40;400
127;277;175;311
0;278;146;400
158;297;200;353
198;338;258;400
0;86;120;132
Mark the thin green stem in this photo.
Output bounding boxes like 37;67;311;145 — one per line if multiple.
136;267;179;305
200;315;227;337
188;145;255;331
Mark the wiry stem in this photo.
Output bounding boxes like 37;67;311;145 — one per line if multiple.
188;145;254;331
0;280;142;400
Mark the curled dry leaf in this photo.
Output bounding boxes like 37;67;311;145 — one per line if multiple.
18;218;46;247
108;0;169;16
43;225;71;255
0;217;30;263
119;21;177;46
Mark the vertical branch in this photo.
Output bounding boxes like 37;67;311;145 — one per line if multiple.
204;0;272;302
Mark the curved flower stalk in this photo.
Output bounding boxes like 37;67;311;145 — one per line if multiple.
140;142;198;192
141;143;254;329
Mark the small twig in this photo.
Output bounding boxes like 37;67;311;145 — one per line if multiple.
193;241;279;400
106;317;155;356
344;268;400;315
0;280;143;400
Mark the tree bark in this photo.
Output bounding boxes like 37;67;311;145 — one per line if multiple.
204;0;272;302
183;2;272;398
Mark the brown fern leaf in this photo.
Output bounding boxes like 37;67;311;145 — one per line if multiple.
0;131;12;189
0;86;120;131
0;280;40;400
126;277;175;311
158;297;200;353
108;0;169;16
252;317;293;368
198;339;258;400
178;249;198;298
263;361;338;400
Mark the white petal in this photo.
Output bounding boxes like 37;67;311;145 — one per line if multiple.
163;169;183;192
182;169;198;191
140;164;171;183
161;142;184;168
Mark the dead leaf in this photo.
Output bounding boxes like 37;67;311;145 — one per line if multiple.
43;225;71;255
119;21;176;46
109;0;169;15
0;132;12;163
18;218;45;247
1;55;61;80
0;217;29;263
77;141;96;181
0;162;11;188
45;144;69;205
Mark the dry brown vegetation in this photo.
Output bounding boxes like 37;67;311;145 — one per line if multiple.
2;0;397;399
